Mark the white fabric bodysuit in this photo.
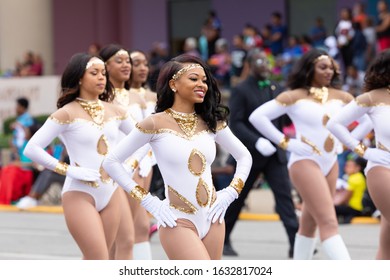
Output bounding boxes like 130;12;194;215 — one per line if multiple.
327;91;390;174
23;100;134;212
250;88;353;175
103;112;252;239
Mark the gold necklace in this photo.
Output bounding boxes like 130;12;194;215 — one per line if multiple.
76;98;105;125
131;87;146;99
309;86;329;104
114;88;130;107
165;108;198;137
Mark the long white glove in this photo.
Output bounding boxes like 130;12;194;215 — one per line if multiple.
139;154;153;177
363;148;390;165
141;193;177;228
286;139;313;156
255;137;277;156
208;186;238;223
66;165;100;181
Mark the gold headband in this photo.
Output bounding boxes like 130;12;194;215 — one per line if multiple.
115;49;129;57
313;55;329;64
86;58;104;70
172;64;204;81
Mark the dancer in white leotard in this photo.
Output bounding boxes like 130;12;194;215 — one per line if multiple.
327;50;390;259
103;54;252;260
23;54;135;260
249;49;353;259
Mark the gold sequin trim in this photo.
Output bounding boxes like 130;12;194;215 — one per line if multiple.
354;142;367;157
135;123;208;140
168;185;198;214
54;161;68;175
188;149;206;176
378;142;390;152
301;136;322;155
114;88;130;107
196;178;210;207
230;177;244;194
76;98;105;125
172;64;204;81
129;185;148;201
125;158;139;170
278;136;290;150
99;165;112;184
308;87;329;104
165;108;198;138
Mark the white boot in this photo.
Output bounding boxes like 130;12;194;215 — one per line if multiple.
133;241;152;260
293;234;317;260
322;234;350;260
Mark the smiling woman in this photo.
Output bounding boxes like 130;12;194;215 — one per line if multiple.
22;53;136;260
248;48;370;260
102;54;252;260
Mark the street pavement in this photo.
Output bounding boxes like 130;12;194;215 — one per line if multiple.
0;208;380;260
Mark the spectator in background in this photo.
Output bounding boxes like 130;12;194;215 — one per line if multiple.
363;17;377;67
149;42;170;92
351;22;367;71
230;34;247;87
310;17;327;48
270;11;287;57
375;0;390;51
335;7;354;74
342;64;365;97
88;42;101;56
182;37;201;58
9;97;34;161
334;155;367;224
242;23;263;50
353;2;368;29
208;38;231;88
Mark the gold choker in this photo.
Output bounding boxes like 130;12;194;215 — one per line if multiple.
76;98;105;125
114;88;130;107
309;87;328;104
165;108;198;137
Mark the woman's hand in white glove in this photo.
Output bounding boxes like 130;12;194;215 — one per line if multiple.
208;186;238;223
66;165;100;181
141;193;177;228
255;137;277;156
363;148;390;165
286;139;313;156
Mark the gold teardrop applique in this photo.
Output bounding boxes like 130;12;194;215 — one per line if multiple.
97;135;109;155
188;149;206;176
196;178;210;207
168;185;198;214
378;141;390;152
324;134;335;153
99;165;111;183
322;114;330;126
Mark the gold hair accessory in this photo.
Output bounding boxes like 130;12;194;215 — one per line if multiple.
354;142;367;157
230;177;244;194
172;64;204;81
165;108;198;137
313;54;329;64
278;136;290;150
54;161;68;175
115;49;129;57
309;86;329;104
76;98;105;125
85;58;104;70
130;185;148;201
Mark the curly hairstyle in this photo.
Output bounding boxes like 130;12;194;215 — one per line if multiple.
364;50;390;92
287;48;341;90
155;54;229;133
57;53;114;108
99;44;131;90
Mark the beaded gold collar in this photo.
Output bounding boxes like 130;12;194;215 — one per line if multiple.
114;88;130;107
308;86;328;104
165;108;198;137
76;98;105;125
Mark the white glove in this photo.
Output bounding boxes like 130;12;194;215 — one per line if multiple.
255;137;277;156
208;186;238;223
139;155;153;177
141;193;177;228
286;139;313;156
363;148;390;165
66;165;100;181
